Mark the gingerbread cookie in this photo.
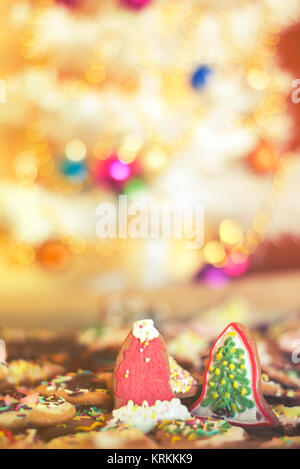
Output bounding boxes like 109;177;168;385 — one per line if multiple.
37;405;110;441
37;369;113;407
0;359;64;390
46;431;96;449
190;323;278;428
169;356;198;398
95;425;158;449
262;365;300;389
156;417;247;448
167;330;208;368
108;319;190;433
0;429;42;449
0;392;75;431
100;357;198;399
272;404;300;435
260;435;300;449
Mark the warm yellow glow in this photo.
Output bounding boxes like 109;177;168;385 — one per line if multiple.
93;140;112;160
65;139;87;162
247;69;270;90
203;241;226;265
253;213;270;234
143;148;167;171
118;134;143;164
219;219;243;245
14;244;36;266
13;152;38;184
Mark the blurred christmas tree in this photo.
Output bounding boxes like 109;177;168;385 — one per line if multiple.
0;0;300;290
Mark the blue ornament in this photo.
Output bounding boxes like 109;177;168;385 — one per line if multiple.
190;65;212;90
60;159;88;182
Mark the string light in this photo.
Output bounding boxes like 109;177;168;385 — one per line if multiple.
65;139;87;162
0;0;298;275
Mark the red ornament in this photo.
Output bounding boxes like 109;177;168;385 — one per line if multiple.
121;0;152;10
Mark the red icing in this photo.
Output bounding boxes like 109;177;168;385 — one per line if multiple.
115;336;174;407
190;323;275;427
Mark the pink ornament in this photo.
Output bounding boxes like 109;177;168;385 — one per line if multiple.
109;161;130;182
92;154;141;191
55;0;82;8
223;255;249;277
121;0;152;10
203;267;229;289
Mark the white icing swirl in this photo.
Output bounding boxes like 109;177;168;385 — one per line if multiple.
106;398;190;433
132;319;159;343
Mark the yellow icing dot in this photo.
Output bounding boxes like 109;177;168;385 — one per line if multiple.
216;353;222;360
145;342;149;346
222;361;228;366
209;381;215;387
225;392;230;398
229;374;234;379
214;368;220;376
229;364;235;370
232;404;237;411
241;387;246;396
240;364;244;370
212;392;218;399
209;366;214;371
221;379;226;385
231;348;236;353
227;331;236;336
239;354;243;360
233;381;238;389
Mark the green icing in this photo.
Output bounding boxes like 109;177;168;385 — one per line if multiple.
201;336;255;418
158;418;231;439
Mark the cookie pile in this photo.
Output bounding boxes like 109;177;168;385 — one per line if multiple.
0;313;299;449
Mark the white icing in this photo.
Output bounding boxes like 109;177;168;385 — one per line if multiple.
132;319;159;343
106;398;190;433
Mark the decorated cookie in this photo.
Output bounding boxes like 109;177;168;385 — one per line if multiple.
169;356;198;398
37;405;110;441
0;429;42;449
95;425;158;449
262;365;300;389
260;435;300;449
108;319;190;432
167;330;208;368
0;392;75;431
94;359;198;399
0;359;64;390
78;326;128;354
46;431;96;449
272;404;300;435
156;417;247;448
2;329;84;368
262;373;300;407
190;323;278;428
37;369;113;407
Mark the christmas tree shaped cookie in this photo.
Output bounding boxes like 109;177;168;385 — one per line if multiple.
190;323;278;428
108;319;190;433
